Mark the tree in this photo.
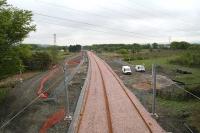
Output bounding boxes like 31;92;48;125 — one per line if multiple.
170;41;191;49
68;45;81;52
132;43;141;53
117;49;128;55
142;44;151;49
0;0;35;52
47;45;59;64
152;43;158;49
14;44;32;71
0;0;36;78
28;52;53;70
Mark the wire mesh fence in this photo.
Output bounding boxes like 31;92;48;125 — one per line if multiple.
0;54;88;133
129;64;200;133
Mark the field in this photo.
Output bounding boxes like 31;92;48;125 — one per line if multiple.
131;53;200;84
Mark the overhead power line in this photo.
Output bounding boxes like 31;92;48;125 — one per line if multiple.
33;12;158;39
35;0;198;33
125;0;196;26
35;20;143;42
34;19;142;39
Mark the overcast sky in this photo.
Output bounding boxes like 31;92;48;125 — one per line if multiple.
7;0;200;45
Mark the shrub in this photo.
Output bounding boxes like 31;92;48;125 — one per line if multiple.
170;41;191;49
117;49;128;55
170;51;200;67
25;52;53;70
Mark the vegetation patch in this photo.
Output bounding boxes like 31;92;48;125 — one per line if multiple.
158;98;200;132
170;50;200;67
0;88;8;104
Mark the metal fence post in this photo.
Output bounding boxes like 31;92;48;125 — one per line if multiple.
152;64;157;116
63;63;72;121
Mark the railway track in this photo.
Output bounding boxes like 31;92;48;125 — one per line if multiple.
88;52;113;132
73;52;165;133
94;53;152;133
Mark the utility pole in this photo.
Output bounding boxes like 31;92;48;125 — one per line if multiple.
152;64;157;117
63;63;72;121
53;33;56;45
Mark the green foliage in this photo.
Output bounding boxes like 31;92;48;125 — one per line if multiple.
85;43;170;53
142;44;151;49
14;44;32;60
0;0;35;52
27;51;53;70
188;44;200;50
68;45;81;52
117;49;128;54
47;45;59;64
152;43;158;49
0;0;36;78
132;43;141;53
170;41;191;49
0;48;22;78
170;50;200;67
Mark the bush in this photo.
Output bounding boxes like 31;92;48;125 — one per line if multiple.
170;51;200;67
117;49;128;55
0;49;22;79
25;52;53;70
68;45;81;52
136;56;145;60
170;41;191;49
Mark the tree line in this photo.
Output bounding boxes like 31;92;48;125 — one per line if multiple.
84;41;199;52
84;42;200;67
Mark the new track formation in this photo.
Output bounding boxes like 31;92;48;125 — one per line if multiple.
76;52;165;133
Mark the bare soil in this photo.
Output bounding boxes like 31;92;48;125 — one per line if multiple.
103;58;174;91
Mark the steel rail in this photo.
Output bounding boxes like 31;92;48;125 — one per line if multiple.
95;55;153;133
74;52;113;133
91;53;113;133
70;52;164;133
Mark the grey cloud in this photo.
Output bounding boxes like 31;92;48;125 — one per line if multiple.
7;0;200;45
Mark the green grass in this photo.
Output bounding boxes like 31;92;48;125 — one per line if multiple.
158;98;200;132
128;51;200;85
158;98;199;115
102;49;200;85
130;56;177;69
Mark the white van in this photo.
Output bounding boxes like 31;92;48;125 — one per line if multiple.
135;65;145;72
122;66;132;75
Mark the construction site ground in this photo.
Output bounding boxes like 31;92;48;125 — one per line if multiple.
0;55;88;133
